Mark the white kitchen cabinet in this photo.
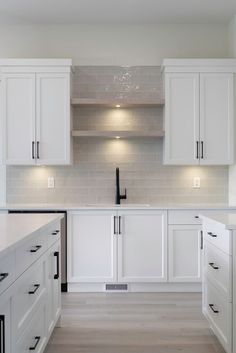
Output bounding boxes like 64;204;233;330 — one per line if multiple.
68;211;117;283
47;240;61;336
168;225;202;282
1;60;72;165
0;295;11;353
163;63;234;165
117;210;167;282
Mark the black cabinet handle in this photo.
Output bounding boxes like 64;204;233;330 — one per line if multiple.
54;251;60;279
28;284;40;295
29;336;41;350
32;141;35;160
0;273;9;283
200;230;203;250
36;141;40;159
196;141;199;159
113;216;117;235
52;230;60;235
118;216;122;235
201;141;204;159
209;304;219;314
207;232;217;238
0;315;5;353
209;262;219;270
195;216;199;219
30;245;42;253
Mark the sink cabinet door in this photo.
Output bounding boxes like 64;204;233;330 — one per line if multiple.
68;211;118;283
117;210;167;282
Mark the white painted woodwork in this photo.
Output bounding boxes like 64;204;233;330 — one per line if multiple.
199;73;234;165
164;73;200;165
168;210;202;225
2;73;36;165
0;251;15;295
36;73;71;165
117;210;167;282
68;211;117;283
0;296;11;353
168;225;202;282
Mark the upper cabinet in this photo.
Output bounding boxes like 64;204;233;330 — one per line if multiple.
1;59;72;165
163;59;235;165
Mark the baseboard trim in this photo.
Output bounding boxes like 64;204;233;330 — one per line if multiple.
68;282;202;293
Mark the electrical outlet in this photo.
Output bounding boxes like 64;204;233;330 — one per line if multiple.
48;177;55;188
193;177;201;188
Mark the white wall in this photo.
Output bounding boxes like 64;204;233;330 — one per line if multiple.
0;23;229;65
228;15;236;205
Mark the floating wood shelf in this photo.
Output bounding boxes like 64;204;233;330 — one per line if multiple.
71;98;165;108
72;130;165;138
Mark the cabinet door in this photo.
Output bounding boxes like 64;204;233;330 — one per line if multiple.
68;211;117;283
2;73;36;165
0;295;11;353
36;73;71;165
47;240;61;336
164;73;200;165
200;73;234;165
117;211;167;282
168;225;202;282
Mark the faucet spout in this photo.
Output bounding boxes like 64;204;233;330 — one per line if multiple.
115;167;127;205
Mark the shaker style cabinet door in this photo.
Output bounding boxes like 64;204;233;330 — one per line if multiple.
67;211;117;283
36;73;71;165
117;211;167;282
168;225;202;282
199;73;234;165
164;73;200;165
2;73;36;165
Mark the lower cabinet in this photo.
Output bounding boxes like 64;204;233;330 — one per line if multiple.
168;225;202;282
68;210;167;284
0;295;11;353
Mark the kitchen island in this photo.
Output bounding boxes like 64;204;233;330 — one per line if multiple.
0;213;62;353
200;212;236;353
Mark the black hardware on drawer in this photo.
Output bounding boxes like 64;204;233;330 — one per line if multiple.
30;245;42;253
0;273;9;283
52;230;60;235
209;262;219;270
195;215;199;219
28;284;40;295
0;315;5;353
209;304;219;313
54;252;60;280
29;336;41;350
207;232;217;238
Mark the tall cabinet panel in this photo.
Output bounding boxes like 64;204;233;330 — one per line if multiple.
200;73;234;165
164;73;200;165
36;73;71;165
2;74;36;165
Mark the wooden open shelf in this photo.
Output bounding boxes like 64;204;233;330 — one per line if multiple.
71;98;165;108
72;130;165;138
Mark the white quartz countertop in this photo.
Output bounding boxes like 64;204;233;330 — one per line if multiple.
200;212;236;230
1;203;236;211
0;214;63;257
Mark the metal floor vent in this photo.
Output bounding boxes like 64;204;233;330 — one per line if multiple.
105;284;128;291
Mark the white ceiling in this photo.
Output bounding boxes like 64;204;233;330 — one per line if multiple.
0;0;235;25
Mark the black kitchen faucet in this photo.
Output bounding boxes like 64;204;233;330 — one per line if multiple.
115;167;127;205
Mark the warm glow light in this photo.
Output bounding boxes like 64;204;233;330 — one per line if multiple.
115;136;121;139
115;104;121;108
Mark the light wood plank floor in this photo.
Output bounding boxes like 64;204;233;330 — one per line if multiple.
45;292;225;353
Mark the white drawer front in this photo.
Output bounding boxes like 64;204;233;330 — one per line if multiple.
203;224;231;255
13;257;47;338
204;279;232;353
205;242;231;299
168;210;202;225
47;221;61;248
15;300;47;353
15;232;48;276
0;251;15;295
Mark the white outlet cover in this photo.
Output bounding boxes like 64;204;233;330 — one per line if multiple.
48;177;55;188
193;177;200;188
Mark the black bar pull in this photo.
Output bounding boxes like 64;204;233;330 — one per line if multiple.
209;304;219;314
196;141;199;159
36;141;40;159
0;273;9;283
30;245;42;253
54;251;60;279
209;262;219;270
29;336;41;350
0;315;5;353
52;230;60;235
207;232;217;238
200;230;203;250
195;215;199;219
28;284;40;295
201;141;204;159
113;216;117;235
32;141;35;160
118;216;122;235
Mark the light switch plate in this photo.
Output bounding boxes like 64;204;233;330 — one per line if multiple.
193;177;200;188
48;177;55;188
